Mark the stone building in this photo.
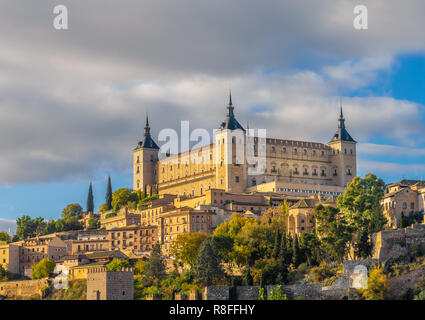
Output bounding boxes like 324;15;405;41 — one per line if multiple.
108;225;158;256
133;94;356;199
287;196;337;235
100;207;141;230
57;250;129;281
158;207;214;255
86;267;134;300
15;236;68;277
0;243;20;274
380;179;425;228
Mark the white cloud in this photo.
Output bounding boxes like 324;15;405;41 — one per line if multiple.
0;1;424;184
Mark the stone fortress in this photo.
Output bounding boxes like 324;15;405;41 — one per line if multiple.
133;93;357;199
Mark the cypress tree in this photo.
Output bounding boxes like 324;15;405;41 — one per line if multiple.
286;233;293;264
272;230;281;259
279;233;287;264
193;238;224;286
292;234;301;268
87;182;94;213
106;176;113;210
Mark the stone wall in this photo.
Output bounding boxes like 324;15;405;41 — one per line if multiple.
235;286;259;300
0;279;49;298
371;224;425;262
203;286;230;300
86;267;134;300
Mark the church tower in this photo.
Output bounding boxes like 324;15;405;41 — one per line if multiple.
215;92;247;193
328;107;357;187
133;115;159;194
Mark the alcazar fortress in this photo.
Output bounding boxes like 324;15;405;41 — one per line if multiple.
133;94;357;199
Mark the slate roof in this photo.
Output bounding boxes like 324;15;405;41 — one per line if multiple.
218;93;245;131
136;115;159;149
330;107;355;143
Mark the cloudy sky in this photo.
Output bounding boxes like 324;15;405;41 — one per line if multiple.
1;0;425;231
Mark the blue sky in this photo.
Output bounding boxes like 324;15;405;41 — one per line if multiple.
0;1;425;231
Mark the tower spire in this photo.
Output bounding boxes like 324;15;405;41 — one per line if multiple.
136;113;159;149
144;114;151;136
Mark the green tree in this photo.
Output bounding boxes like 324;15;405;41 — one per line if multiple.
62;204;83;219
32;258;56;279
134;259;147;275
16;216;46;240
55;216;83;232
292;234;301;268
299;232;321;266
193;238;225;286
360;265;390;300
144;243;166;283
271;230;281;259
87;182;94;214
111;188;138;212
170;232;209;269
0;231;12;243
87;218;100;230
0;264;12;281
106;258;131;271
106;176;113;210
315;205;352;263
338;174;386;233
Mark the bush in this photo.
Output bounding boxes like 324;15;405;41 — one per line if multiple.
310;262;336;284
32;258;55;279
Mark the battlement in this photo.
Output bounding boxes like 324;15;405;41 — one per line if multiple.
87;267;133;274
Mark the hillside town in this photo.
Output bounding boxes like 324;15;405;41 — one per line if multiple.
1;99;425;300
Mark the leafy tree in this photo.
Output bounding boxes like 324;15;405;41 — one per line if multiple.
99;203;108;213
55;216;83;232
211;234;234;263
0;264;12;281
299;232;321;266
62;204;83;219
360;265;390;300
0;231;11;243
87;218;100;230
193;238;225;286
170;233;208;269
337;174;386;234
106;176;113;210
32;258;56;279
87;182;94;214
144;243;166;283
353;229;372;259
16;216;46;240
315;205;352;263
111;188;138;212
134;259;147;275
106;258;131;271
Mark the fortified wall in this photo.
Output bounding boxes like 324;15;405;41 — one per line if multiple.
371;224;425;262
86;267;134;300
0;279;49;299
175;259;377;300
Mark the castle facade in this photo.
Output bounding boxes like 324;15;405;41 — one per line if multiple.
133;94;357;198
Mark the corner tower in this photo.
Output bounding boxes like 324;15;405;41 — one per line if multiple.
328;107;357;187
215;92;247;193
133;115;159;194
